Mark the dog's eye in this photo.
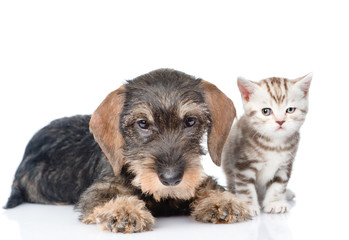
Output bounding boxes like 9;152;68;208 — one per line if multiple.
184;117;196;128
137;120;149;129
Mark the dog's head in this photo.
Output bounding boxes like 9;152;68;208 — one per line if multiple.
90;69;236;201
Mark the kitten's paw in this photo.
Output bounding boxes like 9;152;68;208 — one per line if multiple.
248;204;261;217
191;191;251;223
263;200;290;214
92;196;155;233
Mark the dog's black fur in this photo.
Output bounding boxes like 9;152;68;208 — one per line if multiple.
5;115;110;208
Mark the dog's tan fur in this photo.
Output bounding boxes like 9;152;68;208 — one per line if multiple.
127;156;205;201
90;85;126;175
88;196;155;233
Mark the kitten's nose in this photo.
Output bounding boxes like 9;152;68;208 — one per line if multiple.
276;121;285;126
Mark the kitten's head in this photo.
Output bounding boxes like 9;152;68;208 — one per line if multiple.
237;73;312;138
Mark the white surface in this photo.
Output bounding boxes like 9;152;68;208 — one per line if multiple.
1;1;349;239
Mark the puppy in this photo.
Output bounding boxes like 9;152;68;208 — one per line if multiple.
5;69;250;233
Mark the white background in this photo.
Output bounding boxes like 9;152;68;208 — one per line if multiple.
1;1;348;239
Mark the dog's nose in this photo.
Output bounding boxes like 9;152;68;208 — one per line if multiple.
159;172;183;186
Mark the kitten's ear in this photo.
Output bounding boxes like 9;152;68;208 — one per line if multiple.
294;73;312;97
237;77;257;102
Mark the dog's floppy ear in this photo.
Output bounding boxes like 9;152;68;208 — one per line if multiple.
90;85;126;175
202;80;236;166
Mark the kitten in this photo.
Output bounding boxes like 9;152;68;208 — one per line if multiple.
222;73;312;216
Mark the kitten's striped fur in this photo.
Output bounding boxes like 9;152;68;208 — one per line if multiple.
222;74;312;216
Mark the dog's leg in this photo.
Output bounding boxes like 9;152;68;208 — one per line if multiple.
190;177;251;223
75;176;155;233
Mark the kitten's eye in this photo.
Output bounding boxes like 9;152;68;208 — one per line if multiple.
137;120;149;129
286;107;296;114
184;117;197;128
262;108;272;116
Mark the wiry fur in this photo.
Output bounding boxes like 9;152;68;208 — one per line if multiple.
222;73;312;216
6;69;251;233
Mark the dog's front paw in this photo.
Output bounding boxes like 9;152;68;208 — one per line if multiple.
263;200;290;214
93;196;155;233
191;191;251;223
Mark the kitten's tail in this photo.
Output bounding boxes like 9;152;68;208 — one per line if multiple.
286;189;296;201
